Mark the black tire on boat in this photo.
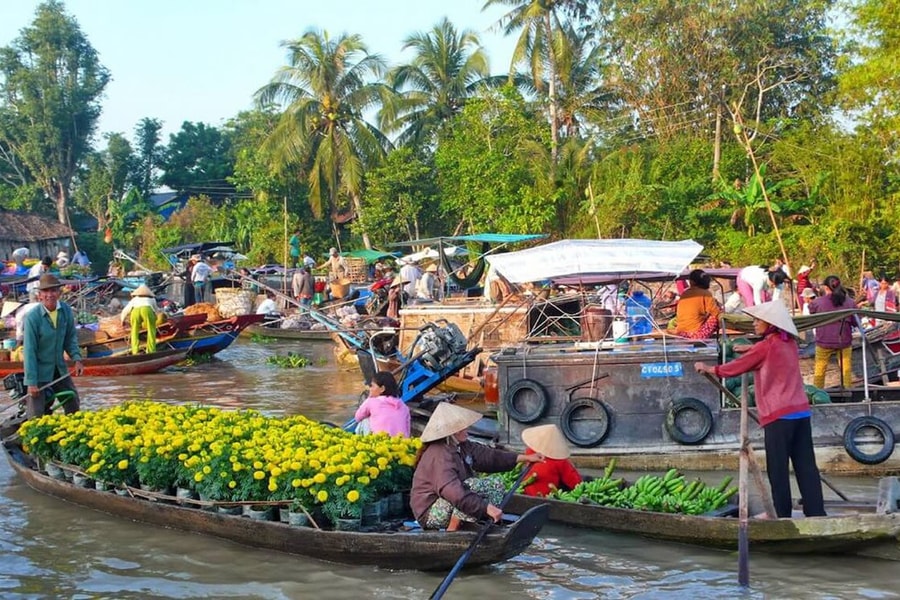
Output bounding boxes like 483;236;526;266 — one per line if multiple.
843;416;895;465
559;398;611;447
665;398;713;445
504;379;549;424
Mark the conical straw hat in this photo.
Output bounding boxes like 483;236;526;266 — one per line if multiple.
1;301;24;318
521;424;570;459
131;284;154;297
420;402;482;443
742;301;798;337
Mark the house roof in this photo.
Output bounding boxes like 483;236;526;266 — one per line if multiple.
0;210;75;242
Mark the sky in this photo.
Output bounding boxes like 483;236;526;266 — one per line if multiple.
0;0;518;144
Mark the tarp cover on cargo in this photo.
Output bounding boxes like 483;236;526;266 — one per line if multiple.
485;239;704;284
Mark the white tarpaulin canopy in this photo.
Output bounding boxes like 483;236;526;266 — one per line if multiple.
402;245;468;263
484;239;704;283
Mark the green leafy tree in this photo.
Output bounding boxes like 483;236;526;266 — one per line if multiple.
133;117;163;197
255;30;392;249
381;18;491;148
72;133;135;232
357;147;440;245
0;0;110;224
434;88;555;233
159;121;234;197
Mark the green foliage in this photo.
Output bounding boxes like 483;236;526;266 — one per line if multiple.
434;87;557;233
159;121;234;195
266;353;312;369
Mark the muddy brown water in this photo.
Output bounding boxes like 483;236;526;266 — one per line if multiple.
1;339;897;599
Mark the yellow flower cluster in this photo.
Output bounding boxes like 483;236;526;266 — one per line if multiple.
20;402;420;518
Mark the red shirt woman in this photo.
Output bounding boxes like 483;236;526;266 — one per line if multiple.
521;424;582;497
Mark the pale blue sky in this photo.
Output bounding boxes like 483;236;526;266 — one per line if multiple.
1;0;517;144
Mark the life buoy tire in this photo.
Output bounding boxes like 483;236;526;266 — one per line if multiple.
504;379;549;424
843;416;895;465
560;398;611;448
665;398;713;445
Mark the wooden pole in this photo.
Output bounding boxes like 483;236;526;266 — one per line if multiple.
738;373;750;587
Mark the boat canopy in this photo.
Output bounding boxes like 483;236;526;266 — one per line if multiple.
485;239;704;284
160;242;236;258
340;249;397;263
386;233;547;246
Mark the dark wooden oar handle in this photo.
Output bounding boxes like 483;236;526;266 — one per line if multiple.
429;465;532;600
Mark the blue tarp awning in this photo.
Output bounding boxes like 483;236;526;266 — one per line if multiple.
386;233;546;247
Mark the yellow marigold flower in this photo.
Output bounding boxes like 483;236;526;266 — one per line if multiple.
291;478;301;488
270;466;282;477
347;490;360;503
253;461;263;470
228;480;237;489
232;463;243;472
117;459;129;470
317;490;328;503
368;467;380;479
268;482;278;492
253;470;265;480
202;465;212;474
313;473;326;484
194;472;204;482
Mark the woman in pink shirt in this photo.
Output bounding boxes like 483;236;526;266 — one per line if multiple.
354;371;410;436
694;301;825;518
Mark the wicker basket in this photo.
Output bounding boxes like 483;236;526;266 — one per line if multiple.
214;288;255;318
330;279;351;299
343;257;367;283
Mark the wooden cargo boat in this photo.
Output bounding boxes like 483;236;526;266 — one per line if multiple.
484;240;900;475
243;322;334;342
0;348;188;377
506;493;900;559
2;441;548;571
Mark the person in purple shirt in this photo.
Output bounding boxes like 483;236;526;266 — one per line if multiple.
354;371;410;436
808;275;856;389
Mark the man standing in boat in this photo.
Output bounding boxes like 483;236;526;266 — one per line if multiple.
22;274;83;418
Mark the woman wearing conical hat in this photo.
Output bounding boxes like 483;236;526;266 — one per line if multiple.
410;402;544;530
520;424;583;497
695;301;826;519
120;284;160;355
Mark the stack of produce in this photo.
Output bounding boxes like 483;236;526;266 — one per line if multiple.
19;402;419;524
214;288;254;318
183;303;222;321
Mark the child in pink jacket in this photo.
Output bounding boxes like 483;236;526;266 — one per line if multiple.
354;371;410;436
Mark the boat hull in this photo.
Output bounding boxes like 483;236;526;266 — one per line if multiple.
243;323;333;342
0;348;188;377
506;493;900;558
2;442;547;571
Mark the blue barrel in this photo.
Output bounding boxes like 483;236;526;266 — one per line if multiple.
625;291;653;336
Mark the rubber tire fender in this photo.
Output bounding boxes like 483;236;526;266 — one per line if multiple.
504;379;549;424
843;416;895;465
665;397;713;445
559;398;611;448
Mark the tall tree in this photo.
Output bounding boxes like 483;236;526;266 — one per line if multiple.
133;117;163;196
0;0;109;224
485;0;571;163
159;121;234;198
73;132;135;232
380;18;490;148
255;30;391;249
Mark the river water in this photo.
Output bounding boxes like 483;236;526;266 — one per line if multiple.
1;339;898;599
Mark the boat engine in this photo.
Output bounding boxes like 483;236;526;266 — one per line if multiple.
3;373;26;400
415;321;468;371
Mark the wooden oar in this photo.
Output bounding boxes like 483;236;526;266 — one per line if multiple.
700;371;852;502
429;466;531;600
0;372;73;415
738;373;750;587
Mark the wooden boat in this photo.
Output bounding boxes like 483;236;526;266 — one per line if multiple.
506;493;900;559
243;322;334;342
0;348;188;377
85;314;265;358
2;440;549;571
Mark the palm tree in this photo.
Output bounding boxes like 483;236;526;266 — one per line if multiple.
255;30;392;248
553;24;607;138
380;18;491;148
484;0;569;163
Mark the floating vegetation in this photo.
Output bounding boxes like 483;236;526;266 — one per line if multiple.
267;352;311;369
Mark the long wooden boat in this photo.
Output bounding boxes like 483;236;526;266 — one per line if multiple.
243;322;334;342
506;493;900;559
2;441;549;571
85;314;265;358
0;348;188;377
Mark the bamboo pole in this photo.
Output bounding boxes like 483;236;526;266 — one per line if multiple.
738;372;750;587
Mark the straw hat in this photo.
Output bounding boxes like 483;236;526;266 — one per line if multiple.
420;402;483;443
390;275;408;288
742;301;798;337
425;263;438;273
521;424;570;459
1;301;24;318
798;265;812;274
37;274;62;290
131;284;154;298
801;288;817;298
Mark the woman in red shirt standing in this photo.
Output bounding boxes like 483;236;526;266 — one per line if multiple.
521;424;583;497
694;301;826;518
